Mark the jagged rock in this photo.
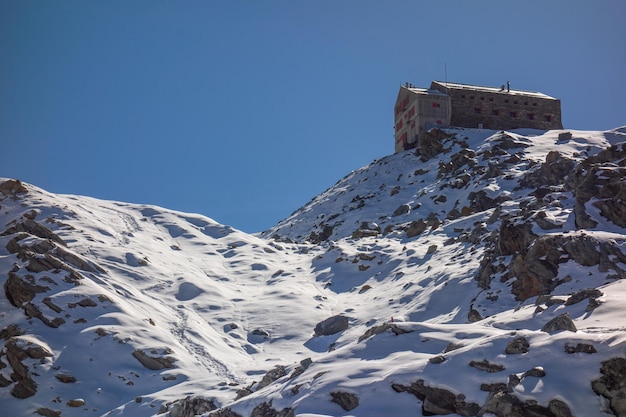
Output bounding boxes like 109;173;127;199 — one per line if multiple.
309;224;334;244
426;244;438;254
0;179;28;196
497;220;536;256
469;359;505;373
505;336;530;354
168;396;216;417
250;401;294;417
481;391;573;417
518;151;576;189
1;219;66;246
524;366;546;378
34;408;61;417
406;219;427;238
468;190;510;213
393;204;411;216
5;339;38;398
541;313;577;333
11;378;37;399
429;355;446;364
314;315;348;336
4;271;49;307
592;357;626;417
565;288;603;305
207;409;242;417
392;379;479;416
257;365;287;390
468;308;483;323
358;322;412;342
330;391;359;411
132;349;176;370
416;128;450;161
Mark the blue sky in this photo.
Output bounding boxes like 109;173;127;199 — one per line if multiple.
2;1;625;233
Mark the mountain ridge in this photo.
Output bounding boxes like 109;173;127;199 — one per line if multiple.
1;126;625;417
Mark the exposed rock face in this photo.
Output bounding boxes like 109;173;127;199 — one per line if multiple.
358;323;412;342
541;313;577;334
592;357;626;417
0;179;28;196
256;365;287;390
392;380;480;416
481;391;573;417
168;396;217;417
505;336;530;354
250;402;294;417
330;391;359;411
314;315;349;336
132;349;176;370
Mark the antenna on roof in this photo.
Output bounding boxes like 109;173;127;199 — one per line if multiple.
444;62;448;90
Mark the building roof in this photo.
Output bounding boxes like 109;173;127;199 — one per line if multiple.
431;80;558;100
402;85;448;96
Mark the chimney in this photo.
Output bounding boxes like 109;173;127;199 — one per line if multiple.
507;81;510;92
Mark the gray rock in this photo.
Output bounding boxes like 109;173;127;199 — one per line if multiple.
591;357;626;417
330;391;359;411
505;336;530;354
541;313;577;333
132;349;176;370
169;397;216;417
314;315;349;336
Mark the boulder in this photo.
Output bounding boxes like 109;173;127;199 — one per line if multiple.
330;391;359;411
169;397;216;417
505;336;530;354
314;315;348;336
132;349;176;370
592;357;626;417
541;313;577;333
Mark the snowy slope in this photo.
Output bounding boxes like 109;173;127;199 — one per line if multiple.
1;127;626;417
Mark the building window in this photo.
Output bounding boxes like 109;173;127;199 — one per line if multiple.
532;102;537;106
527;113;534;120
504;99;509;103
489;97;494;102
514;100;518;104
492;109;500;116
432;102;441;108
436;120;442;125
474;107;482;114
524;101;528;105
480;96;485;101
510;111;517;118
461;94;466;98
545;115;552;122
470;95;475;99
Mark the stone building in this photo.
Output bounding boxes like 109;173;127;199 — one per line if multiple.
394;80;563;153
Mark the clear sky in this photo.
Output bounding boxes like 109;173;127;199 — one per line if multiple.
2;1;625;233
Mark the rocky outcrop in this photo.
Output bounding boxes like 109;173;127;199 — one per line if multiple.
132;349;176;370
541;313;577;333
314;315;349;336
167;396;217;417
358;323;412;342
592;357;626;417
330;391;359;411
392;380;480;416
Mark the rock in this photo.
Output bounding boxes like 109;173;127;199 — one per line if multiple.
34;408;61;417
358;322;412;342
565;343;598;355
393;204;411;216
0;179;28;196
207;408;243;417
391;379;479;416
55;373;77;383
468;308;483;323
250;401;294;417
524;366;546;378
541;313;577;333
132;349;176;370
406;219;427;238
469;359;505;373
429;355;446;364
257;365;287;390
565;288;603;305
169;396;216;417
505;336;530;354
1;219;66;246
4;271;49;307
314;315;349;336
330;391;359;411
497;220;536;256
67;399;85;407
592;357;626;417
11;379;37;399
480;391;573;417
426;244;438;254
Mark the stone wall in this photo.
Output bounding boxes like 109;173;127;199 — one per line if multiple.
432;83;563;131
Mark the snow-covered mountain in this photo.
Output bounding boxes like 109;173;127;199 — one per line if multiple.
1;127;625;417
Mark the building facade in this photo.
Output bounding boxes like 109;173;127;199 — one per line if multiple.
394;80;563;153
394;84;451;153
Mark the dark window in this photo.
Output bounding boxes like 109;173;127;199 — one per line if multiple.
480;96;485;101
527;113;534;120
461;94;466;98
532;102;537;106
492;109;499;116
432;102;441;108
545;115;552;122
514;100;518;104
524;101;528;105
474;107;482;114
504;99;509;103
510;111;517;118
489;97;494;102
470;95;475;99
